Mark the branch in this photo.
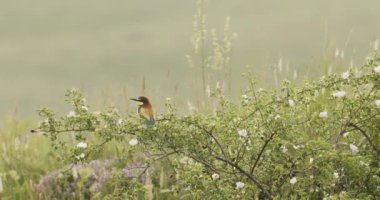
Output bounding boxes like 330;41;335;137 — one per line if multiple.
250;132;276;174
347;123;380;157
214;155;272;199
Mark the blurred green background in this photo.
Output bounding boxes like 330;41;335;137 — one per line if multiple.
1;0;379;120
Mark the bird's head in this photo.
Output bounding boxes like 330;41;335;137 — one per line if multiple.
130;96;151;106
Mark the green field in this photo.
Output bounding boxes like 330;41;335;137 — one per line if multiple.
1;0;380;119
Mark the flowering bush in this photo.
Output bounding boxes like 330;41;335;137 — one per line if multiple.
37;53;380;199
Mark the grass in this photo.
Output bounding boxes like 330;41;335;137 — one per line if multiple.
1;0;380;118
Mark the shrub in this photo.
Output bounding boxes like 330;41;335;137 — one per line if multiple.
36;53;380;199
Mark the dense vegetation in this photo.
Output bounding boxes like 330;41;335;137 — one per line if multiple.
2;53;378;199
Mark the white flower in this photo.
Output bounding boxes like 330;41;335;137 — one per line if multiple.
333;172;339;179
349;144;359;154
290;177;297;185
77;142;87;148
374;65;380;73
81;106;88;111
238;129;248;137
166;97;172;101
67;111;76;117
342;132;349;137
332;91;346;98
75;153;85;160
236;181;245;189
376;100;380;107
274;114;281;120
342;71;349;79
129;139;138;146
288;99;295;107
211;173;219;180
242;94;250;103
319;111;328;118
117;118;123;125
293;145;300;150
280;145;288;153
309;158;314;164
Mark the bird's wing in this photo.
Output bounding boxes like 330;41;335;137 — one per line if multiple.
139;107;155;121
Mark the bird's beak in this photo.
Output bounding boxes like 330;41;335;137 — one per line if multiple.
130;98;143;105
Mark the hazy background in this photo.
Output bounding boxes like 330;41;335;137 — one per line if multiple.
1;0;379;120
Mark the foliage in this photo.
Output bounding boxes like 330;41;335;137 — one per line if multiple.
31;53;380;199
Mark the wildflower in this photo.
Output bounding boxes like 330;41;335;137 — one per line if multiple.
288;99;295;107
274;114;281;120
319;111;328;118
376;100;380;107
332;91;346;98
293;145;300;150
290;177;297;185
343;132;349;137
309;158;314;164
81;106;88;111
374;65;380;73
238;129;248;137
236;181;245;189
280;145;288;153
117;118;123;125
67;111;76;117
75;153;85;160
333;172;339;178
242;94;250;103
166;97;171;101
77;142;87;149
211;173;219;180
342;71;349;79
129;139;138;146
349;144;359;155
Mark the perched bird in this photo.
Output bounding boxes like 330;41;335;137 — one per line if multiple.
130;96;155;126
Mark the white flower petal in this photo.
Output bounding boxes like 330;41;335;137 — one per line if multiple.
349;144;359;155
374;65;380;73
129;139;138;146
77;142;87;148
238;129;248;137
319;111;328;118
236;181;245;189
280;145;288;153
211;173;219;180
288;99;295;107
332;91;346;98
375;100;380;108
67;111;76;117
290;177;297;185
342;71;350;79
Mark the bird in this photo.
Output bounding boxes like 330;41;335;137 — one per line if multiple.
130;96;155;126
